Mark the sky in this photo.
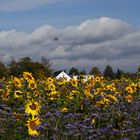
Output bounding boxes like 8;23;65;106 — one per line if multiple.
0;0;140;72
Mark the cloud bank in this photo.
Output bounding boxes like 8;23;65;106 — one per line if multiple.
0;17;140;72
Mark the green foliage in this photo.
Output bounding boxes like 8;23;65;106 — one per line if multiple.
115;69;124;79
89;66;101;76
69;67;79;75
0;61;7;78
41;56;53;77
79;68;86;75
7;56;53;79
103;65;115;79
138;65;140;72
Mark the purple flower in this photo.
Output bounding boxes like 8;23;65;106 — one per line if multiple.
0;82;3;87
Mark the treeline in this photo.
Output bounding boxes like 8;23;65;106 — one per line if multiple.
0;56;139;80
0;56;52;79
67;65;140;80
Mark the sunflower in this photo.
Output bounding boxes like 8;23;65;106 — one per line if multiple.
23;72;34;81
137;82;140;89
46;77;54;84
130;83;137;92
125;95;133;103
34;90;40;98
28;81;37;90
48;84;56;91
25;101;41;116
14;90;23;98
80;78;85;84
61;107;68;113
102;98;110;104
13;77;22;88
126;86;134;94
71;79;78;87
13;112;22;121
95;77;100;83
100;76;106;82
84;89;93;98
26;116;41;136
106;85;114;92
108;94;118;102
57;79;67;85
2;87;11;100
48;91;58;100
95;100;104;107
94;89;99;95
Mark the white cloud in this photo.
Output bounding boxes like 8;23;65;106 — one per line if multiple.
0;17;139;72
0;0;62;11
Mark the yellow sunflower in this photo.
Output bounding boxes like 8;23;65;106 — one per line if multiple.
25;101;41;116
46;77;54;84
28;81;37;90
95;77;100;83
61;107;68;113
48;91;59;100
14;90;23;98
71;79;78;87
125;95;133;103
95;100;104;107
130;83;137;92
103;97;110;104
26;116;41;136
13;77;22;88
137;82;140;88
23;72;34;81
108;94;118;102
94;89;99;95
13;112;22;121
84;89;93;98
126;86;134;94
2;87;11;100
57;79;67;85
48;84;56;91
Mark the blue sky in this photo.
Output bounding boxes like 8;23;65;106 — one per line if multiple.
0;0;140;72
0;0;140;31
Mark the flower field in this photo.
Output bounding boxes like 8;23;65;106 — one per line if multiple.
0;72;140;140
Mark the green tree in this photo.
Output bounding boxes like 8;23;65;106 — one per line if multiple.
8;57;53;79
115;69;124;79
89;66;101;76
79;68;86;75
40;56;53;77
0;61;7;78
69;67;79;75
138;65;140;72
103;65;115;79
7;59;19;77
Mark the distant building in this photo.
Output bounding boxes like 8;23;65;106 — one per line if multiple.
55;71;71;81
54;71;94;82
71;75;94;81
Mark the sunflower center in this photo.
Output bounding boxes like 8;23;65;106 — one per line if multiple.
16;91;22;95
29;103;37;110
29;120;36;130
16;114;22;120
14;81;18;85
30;82;36;89
27;75;33;80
